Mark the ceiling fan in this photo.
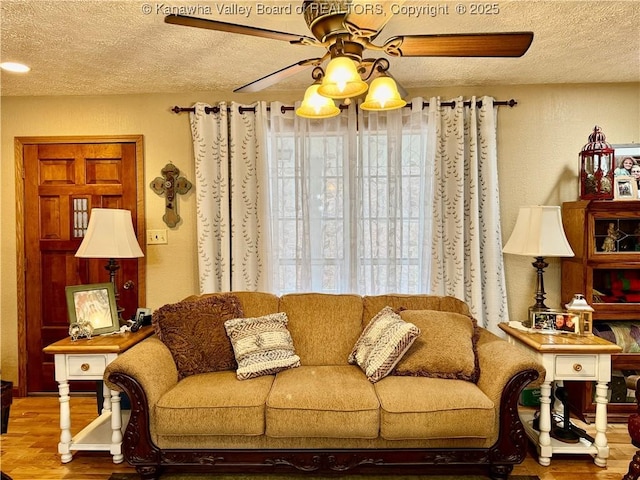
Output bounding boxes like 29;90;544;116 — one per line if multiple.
164;0;534;94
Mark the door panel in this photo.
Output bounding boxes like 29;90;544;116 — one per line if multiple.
23;140;144;393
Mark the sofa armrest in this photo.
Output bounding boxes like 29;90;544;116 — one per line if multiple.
476;328;545;405
104;336;178;407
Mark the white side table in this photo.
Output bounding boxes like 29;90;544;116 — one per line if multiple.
43;326;154;464
499;323;622;468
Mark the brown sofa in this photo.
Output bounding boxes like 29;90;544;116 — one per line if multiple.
105;292;544;480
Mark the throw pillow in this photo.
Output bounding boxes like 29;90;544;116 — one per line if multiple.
393;309;480;382
348;306;421;383
152;293;244;380
224;312;301;380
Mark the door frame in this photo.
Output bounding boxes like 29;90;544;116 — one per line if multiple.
14;135;146;397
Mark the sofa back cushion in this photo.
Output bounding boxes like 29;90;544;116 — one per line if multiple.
230;291;280;318
362;294;470;325
279;293;364;365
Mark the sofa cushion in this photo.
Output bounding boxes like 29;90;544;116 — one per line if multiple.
279;293;364;365
348;306;421;383
155;371;274;436
363;294;471;324
393;310;480;382
266;365;380;439
225;312;301;380
375;376;495;440
152;293;243;380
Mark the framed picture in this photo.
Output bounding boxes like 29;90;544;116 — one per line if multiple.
613;145;640;199
65;283;119;335
613;144;640;173
614;176;638;200
531;310;580;334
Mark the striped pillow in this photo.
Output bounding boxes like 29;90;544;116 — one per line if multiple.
348;306;420;383
224;312;300;380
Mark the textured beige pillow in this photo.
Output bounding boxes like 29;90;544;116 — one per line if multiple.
152;293;244;380
348;306;421;383
393;309;480;382
224;312;301;380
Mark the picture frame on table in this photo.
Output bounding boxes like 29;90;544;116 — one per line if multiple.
614;176;638;200
65;283;119;335
531;310;581;334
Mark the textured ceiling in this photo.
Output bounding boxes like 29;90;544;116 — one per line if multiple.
1;0;639;97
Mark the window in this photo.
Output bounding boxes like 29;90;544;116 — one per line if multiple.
267;109;432;295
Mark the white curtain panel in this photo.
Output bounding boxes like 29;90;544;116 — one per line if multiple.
428;96;508;331
228;102;270;292
190;102;270;293
356;98;435;294
190;102;230;293
267;101;358;292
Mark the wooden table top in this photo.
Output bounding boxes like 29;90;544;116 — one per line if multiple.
43;325;154;355
499;323;623;354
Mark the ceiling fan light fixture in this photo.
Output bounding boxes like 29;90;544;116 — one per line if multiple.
360;76;406;111
0;61;30;73
318;56;368;99
296;83;341;118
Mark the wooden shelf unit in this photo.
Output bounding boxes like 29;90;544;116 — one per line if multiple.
561;200;640;422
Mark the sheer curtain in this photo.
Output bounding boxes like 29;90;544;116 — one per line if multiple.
189;96;508;331
267;102;358;292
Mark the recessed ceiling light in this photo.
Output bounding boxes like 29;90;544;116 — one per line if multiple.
0;62;30;73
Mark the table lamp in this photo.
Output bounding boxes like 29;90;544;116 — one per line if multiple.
75;208;144;321
503;205;574;316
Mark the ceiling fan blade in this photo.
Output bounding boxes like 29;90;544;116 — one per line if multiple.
344;0;405;38
165;14;317;44
234;58;324;93
384;32;534;57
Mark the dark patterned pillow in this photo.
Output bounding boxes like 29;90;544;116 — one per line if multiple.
348;306;421;383
224;312;300;380
152;294;244;380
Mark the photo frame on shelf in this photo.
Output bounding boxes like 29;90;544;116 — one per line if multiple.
614;176;638;200
65;283;119;335
531;310;581;334
613;144;640;168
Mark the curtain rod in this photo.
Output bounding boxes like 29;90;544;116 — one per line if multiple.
171;99;517;115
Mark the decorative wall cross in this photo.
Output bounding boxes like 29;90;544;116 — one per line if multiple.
150;163;192;227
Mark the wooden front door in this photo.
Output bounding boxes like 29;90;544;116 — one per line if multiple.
17;136;145;394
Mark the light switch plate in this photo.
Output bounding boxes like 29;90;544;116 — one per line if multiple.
147;229;168;245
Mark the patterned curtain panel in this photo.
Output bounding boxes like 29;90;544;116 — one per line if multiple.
428;96;508;331
189;102;269;293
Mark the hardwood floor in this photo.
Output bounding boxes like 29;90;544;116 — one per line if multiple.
0;395;636;480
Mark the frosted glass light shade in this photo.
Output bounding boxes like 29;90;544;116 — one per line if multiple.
75;208;144;258
503;205;574;257
360;76;406;111
317;57;368;99
296;84;340;118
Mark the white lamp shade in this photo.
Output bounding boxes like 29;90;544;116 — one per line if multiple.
503;205;574;257
75;208;144;258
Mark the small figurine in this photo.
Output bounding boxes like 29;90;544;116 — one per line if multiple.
602;222;619;252
69;319;94;341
